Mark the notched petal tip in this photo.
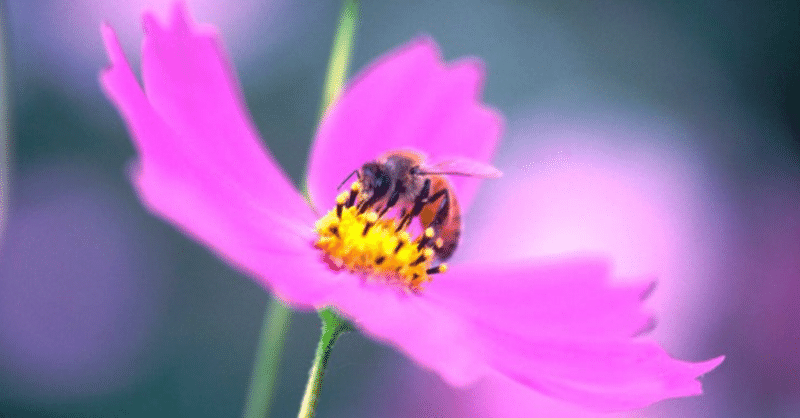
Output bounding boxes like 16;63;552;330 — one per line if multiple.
663;355;724;400
480;104;505;145
170;1;192;31
141;11;163;37
341;34;442;93
696;355;725;377
406;34;441;57
98;22;140;100
100;22;124;66
488;335;725;411
405;35;493;103
405;36;492;101
447;57;487;99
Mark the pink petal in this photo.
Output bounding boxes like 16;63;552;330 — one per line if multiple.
423;258;721;410
426;258;655;340
474;375;617;418
321;257;722;412
98;8;333;306
98;7;724;411
484;331;724;411
322;277;491;387
306;37;503;213
138;3;310;224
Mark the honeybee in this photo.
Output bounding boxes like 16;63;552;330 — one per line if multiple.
339;150;501;261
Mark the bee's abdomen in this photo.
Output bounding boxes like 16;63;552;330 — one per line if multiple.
434;228;459;260
432;200;461;261
416;176;462;261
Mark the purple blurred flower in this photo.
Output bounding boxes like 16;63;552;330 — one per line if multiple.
0;163;164;400
99;3;722;411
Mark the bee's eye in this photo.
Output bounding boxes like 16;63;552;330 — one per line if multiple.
371;170;392;195
410;166;420;175
374;171;388;187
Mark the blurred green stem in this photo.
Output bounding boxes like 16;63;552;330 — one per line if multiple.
242;298;291;418
296;1;360;417
296;309;350;418
244;1;359;417
317;0;360;119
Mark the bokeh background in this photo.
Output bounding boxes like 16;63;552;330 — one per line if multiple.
0;0;798;417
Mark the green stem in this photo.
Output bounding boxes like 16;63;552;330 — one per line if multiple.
296;3;359;413
296;309;350;418
242;298;292;418
317;0;360;119
243;1;360;416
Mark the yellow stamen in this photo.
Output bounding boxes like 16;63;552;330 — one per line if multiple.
416;227;434;250
314;181;446;292
426;264;448;275
346;182;360;207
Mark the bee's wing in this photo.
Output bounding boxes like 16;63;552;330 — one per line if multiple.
426;157;503;178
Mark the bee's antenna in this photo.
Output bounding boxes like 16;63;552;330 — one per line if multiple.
337;170;360;190
416;170;474;177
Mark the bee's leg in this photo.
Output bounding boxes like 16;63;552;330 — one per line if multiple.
420;188;451;244
396;178;430;231
425;188;450;230
357;190;379;212
378;180;405;218
358;189;389;214
424;188;446;206
423;188;457;259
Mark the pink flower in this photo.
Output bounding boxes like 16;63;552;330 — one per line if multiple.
99;3;723;411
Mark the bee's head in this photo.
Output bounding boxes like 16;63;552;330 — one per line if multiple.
359;162;392;197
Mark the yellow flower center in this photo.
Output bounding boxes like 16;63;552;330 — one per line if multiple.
314;182;447;292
